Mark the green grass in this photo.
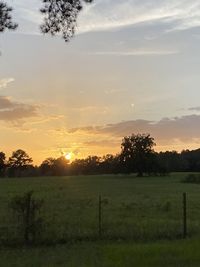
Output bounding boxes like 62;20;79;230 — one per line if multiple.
1;173;200;266
1;173;200;243
1;239;200;267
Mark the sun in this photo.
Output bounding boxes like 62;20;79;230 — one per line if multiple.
65;153;72;161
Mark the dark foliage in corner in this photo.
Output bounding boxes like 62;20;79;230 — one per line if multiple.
40;0;93;41
0;1;93;42
0;1;18;32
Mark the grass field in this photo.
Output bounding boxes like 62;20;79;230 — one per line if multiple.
1;173;200;266
2;239;200;267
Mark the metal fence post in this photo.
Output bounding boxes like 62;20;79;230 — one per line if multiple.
99;195;102;238
183;192;187;238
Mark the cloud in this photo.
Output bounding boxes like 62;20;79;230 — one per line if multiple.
6;0;42;35
8;0;200;36
78;0;200;34
67;115;200;145
71;105;110;115
26;115;64;126
8;0;200;34
188;106;200;111
0;96;38;121
78;0;174;33
166;1;200;31
84;139;119;147
43;115;200;159
90;49;179;56
0;78;15;89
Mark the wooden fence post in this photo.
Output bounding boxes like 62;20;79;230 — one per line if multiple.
99;195;102;238
183;192;187;238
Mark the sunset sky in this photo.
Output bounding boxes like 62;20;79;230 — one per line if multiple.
1;0;200;164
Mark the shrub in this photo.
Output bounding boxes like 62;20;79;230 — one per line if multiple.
10;191;44;245
182;174;200;184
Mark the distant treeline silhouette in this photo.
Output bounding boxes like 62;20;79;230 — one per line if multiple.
1;133;200;177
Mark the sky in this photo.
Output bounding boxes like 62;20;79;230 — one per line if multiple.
1;0;200;164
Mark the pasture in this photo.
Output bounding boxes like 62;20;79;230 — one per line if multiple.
2;239;200;267
1;173;200;266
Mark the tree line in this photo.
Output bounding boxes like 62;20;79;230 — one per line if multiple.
1;133;200;178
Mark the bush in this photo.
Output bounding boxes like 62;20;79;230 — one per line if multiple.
182;174;200;184
10;191;44;245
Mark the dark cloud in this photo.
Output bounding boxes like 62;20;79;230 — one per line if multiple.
0;96;38;121
67;115;200;143
188;106;200;111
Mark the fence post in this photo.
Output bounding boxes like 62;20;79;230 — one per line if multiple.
99;195;102;238
25;192;31;245
183;192;187;238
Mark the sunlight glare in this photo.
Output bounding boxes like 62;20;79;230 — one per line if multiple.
65;153;72;161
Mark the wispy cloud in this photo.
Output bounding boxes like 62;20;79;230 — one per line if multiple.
9;0;200;36
165;1;200;31
90;49;179;56
0;78;15;89
78;0;200;34
7;0;42;34
188;106;200;111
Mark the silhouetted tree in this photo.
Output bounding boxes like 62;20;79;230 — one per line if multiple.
39;156;69;176
53;156;69;175
100;154;120;174
120;133;156;176
157;151;187;172
8;149;33;177
70;156;101;175
0;151;6;177
70;158;87;175
181;149;200;172
0;2;17;32
39;157;56;176
84;155;101;174
5;137;200;178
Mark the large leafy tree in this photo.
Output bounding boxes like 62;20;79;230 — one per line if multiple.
8;149;33;177
120;133;156;176
40;156;69;175
0;151;6;176
40;157;56;175
0;0;93;41
8;149;33;170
